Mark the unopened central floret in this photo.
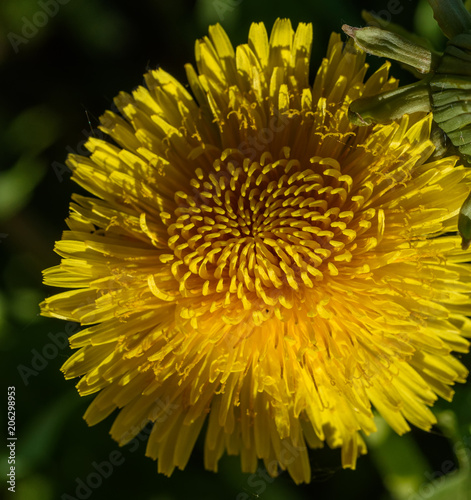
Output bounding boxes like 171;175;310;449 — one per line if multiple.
158;147;377;325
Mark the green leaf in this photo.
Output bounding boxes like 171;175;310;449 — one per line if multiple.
428;0;471;39
366;416;431;499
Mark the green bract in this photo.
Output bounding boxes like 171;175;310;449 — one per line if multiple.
343;0;471;249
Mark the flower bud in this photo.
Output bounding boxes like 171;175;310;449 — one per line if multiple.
342;25;435;74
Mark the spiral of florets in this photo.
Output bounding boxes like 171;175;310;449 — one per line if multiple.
159;146;381;326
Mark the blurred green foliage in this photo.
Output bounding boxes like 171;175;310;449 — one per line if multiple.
0;1;470;499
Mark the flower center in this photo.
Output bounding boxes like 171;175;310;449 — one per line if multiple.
162;148;375;324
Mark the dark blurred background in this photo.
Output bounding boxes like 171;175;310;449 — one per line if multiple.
1;0;470;499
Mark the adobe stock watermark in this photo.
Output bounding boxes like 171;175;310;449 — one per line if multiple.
8;0;72;54
17;320;79;385
406;434;471;500
18;295;100;385
236;439;307;499
60;397;179;500
366;0;415;27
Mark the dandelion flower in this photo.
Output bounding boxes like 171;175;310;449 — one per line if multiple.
41;19;471;484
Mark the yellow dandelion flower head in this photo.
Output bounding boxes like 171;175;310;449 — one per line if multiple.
41;19;471;484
